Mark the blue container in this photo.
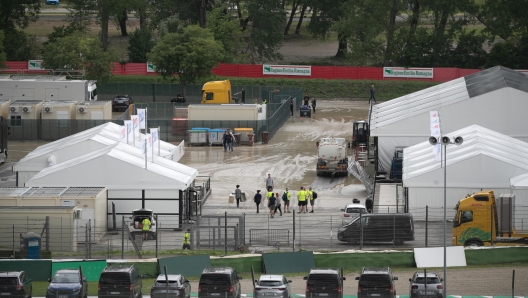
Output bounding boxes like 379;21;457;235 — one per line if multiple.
209;129;226;145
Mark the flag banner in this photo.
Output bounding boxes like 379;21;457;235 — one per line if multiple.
137;109;146;129
131;115;140;138
124;120;133;143
150;128;160;154
119;125;126;143
146;134;153;157
142;140;147;158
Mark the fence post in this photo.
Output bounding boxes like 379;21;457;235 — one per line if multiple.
224;212;227;255
12;224;15;259
512;269;515;298
121;215;125;259
359;212;363;250
292;210;296;252
45;216;50;251
88;219;92;259
267;213;270;246
425;206;428;247
155;215;159;259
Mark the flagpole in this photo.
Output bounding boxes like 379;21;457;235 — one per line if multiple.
158;125;161;155
145;107;148;135
144;139;147;169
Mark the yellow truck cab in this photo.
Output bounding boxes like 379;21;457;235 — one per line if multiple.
201;80;233;104
452;190;528;246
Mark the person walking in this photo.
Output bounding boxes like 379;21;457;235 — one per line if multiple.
254;190;262;213
274;192;283;216
366;196;373;213
234;185;242;208
303;93;310;106
308;187;317;213
369;85;376;103
283;188;291;213
297;187;306;213
311;97;316;114
227;130;234;152
268;192;277;218
182;229;191;250
266;173;274;191
290;98;294;116
222;130;228;152
142;217;151;240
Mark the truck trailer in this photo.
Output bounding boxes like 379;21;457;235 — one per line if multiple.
0;76;97;102
316;137;349;176
452;190;528;246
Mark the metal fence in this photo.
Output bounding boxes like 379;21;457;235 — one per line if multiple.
98;82;303;104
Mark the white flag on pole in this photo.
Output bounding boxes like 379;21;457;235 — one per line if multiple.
142;139;147;158
150;128;160;154
146;134;153;157
123;120;133;143
138;109;146;129
119;125;126;143
131;115;140;138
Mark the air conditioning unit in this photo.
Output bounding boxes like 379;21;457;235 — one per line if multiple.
78;106;86;113
74;209;83;219
9;106;18;113
22;106;31;113
44;106;53;113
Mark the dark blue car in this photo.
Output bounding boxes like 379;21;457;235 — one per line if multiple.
45;0;60;5
46;269;88;298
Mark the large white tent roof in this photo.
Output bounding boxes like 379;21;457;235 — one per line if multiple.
25;143;195;190
510;174;528;189
370;66;528;135
403;125;528;188
15;125;175;171
29;122;180;161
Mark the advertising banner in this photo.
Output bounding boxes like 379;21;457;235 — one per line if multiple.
384;67;433;78
263;65;311;76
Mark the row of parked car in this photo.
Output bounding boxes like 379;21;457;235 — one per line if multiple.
0;265;443;298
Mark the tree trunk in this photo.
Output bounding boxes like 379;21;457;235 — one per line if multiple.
295;2;308;34
99;4;109;51
118;9;128;36
408;0;420;37
383;0;399;65
284;0;299;35
139;7;147;30
198;0;206;28
336;31;347;58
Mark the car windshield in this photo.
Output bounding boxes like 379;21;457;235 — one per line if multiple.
53;273;80;283
415;277;440;284
100;273;129;284
259;281;281;286
155;280;179;286
0;277;18;285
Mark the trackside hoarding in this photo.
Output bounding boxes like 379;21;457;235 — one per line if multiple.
383;67;433;78
263;65;311;76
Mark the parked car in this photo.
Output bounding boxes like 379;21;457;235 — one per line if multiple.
130;208;157;240
254;275;292;298
198;267;242;298
98;265;142;298
356;267;398;298
337;213;415;245
112;94;133;112
0;271;32;298
341;201;367;225
46;268;87;298
304;268;345;298
151;274;191;298
409;272;443;298
45;0;60;5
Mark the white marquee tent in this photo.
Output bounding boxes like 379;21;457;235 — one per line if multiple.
370;66;528;170
14;122;184;186
25;142;197;189
403;125;528;219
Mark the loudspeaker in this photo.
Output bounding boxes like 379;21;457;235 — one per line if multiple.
454;136;464;145
441;136;451;145
429;136;438;146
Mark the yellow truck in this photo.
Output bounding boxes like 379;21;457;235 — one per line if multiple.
201;80;239;104
452;190;528;246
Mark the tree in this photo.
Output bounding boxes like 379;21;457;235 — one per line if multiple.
3;30;39;61
245;0;285;63
147;25;224;97
42;32;115;83
206;5;247;63
307;0;349;58
66;0;97;33
0;31;6;68
0;0;40;31
127;28;155;63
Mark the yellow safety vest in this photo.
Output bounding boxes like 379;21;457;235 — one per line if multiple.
142;218;151;231
183;232;190;244
298;190;305;202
